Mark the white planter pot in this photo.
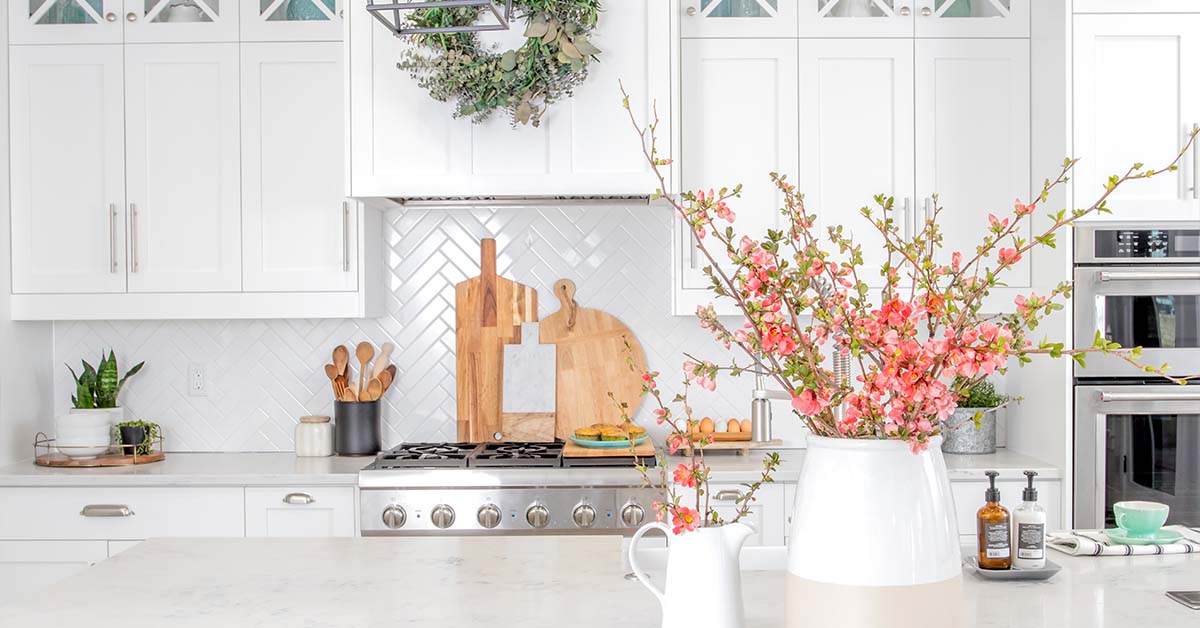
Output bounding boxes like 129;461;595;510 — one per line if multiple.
629;522;754;628
787;436;962;628
65;406;125;426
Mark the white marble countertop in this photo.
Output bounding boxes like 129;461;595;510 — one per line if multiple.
0;537;1192;627
0;453;367;486
0;448;1059;487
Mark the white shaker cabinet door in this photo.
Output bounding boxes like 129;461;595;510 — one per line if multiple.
240;0;344;42
245;487;356;537
798;39;915;289
913;0;1029;38
0;541;108;606
124;43;242;293
1074;14;1200;222
241;42;357;292
915;39;1031;290
675;38;799;315
797;0;914;38
681;0;799;38
9;0;123;45
10;44;127;294
121;0;239;43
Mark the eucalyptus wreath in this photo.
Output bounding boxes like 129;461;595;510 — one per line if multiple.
397;0;602;127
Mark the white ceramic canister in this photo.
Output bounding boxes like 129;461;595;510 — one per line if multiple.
295;415;334;457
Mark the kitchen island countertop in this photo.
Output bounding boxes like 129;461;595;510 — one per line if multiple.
1;536;1192;627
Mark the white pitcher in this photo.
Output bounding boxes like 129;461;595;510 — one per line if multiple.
629;521;754;628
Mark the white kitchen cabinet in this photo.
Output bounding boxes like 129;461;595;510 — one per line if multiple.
915;38;1030;290
9;0;123;45
798;0;1029;38
245;487;355;537
242;42;357;292
107;540;142;556
124;42;242;293
240;0;343;42
674;38;798;315
0;540;108;605
121;0;239;44
1075;0;1200;13
680;0;799;38
798;39;915;289
9;44;127;295
1073;14;1200;222
0;487;246;539
705;482;786;547
347;0;671;197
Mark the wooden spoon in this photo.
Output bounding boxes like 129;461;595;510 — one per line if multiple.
371;342;394;380
324;364;340;396
355;342;374;396
334;374;348;398
365;378;383;402
378;369;393;394
340;384;358;403
332;345;350;379
384;364;397;391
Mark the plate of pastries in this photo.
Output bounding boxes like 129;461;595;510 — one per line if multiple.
570;423;649;448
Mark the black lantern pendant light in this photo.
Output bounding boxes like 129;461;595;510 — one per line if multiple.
365;0;514;36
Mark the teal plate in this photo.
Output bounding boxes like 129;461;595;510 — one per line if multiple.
1104;528;1184;545
569;434;649;449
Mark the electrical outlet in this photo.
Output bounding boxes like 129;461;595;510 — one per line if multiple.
188;364;206;397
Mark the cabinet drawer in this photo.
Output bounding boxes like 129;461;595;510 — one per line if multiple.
0;540;108;605
0;487;244;540
707;483;786;547
245;487;355;537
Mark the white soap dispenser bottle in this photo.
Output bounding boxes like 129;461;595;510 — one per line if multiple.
1012;470;1047;569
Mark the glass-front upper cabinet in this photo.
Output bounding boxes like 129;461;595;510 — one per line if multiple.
11;0;122;44
797;0;1029;38
122;0;239;43
681;0;799;38
242;0;343;42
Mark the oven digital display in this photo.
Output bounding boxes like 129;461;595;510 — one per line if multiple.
1094;229;1200;259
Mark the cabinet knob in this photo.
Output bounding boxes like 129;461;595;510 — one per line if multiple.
921;6;933;16
126;12;138;22
105;12;117;22
685;6;697;17
898;6;911;16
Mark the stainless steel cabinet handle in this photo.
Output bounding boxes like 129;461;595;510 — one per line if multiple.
714;490;743;502
283;492;315;505
1100;391;1200;403
126;12;137;22
902;197;913;240
105;12;117;22
921;6;933;16
689;231;699;269
923;197;933;226
130;203;139;273
1192;123;1199;200
80;504;134;517
109;203;118;273
899;6;912;16
686;6;697;16
342;202;350;272
1099;270;1200;282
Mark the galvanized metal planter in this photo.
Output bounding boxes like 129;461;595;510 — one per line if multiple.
941;407;998;455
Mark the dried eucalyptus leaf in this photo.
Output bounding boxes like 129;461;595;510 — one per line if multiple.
559;39;583;60
542;20;558;43
574;38;600;56
515;101;533;124
524;19;548;38
500;50;517;71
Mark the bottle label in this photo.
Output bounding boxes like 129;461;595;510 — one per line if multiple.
1017;522;1045;559
984;521;1011;559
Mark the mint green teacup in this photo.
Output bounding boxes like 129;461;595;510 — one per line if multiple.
1113;501;1169;537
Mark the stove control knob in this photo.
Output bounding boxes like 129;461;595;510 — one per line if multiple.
382;504;407;529
525;504;550;529
477;504;502;529
572;504;597;528
430;504;456;529
620;503;645;527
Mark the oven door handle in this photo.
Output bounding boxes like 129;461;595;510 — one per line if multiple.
1098;270;1200;282
1099;391;1200;403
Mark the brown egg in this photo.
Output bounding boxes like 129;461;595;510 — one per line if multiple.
727;419;741;433
699;417;715;433
687;420;700;434
740;419;752;434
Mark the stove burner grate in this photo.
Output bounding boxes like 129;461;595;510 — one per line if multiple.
368;443;481;469
470;442;564;468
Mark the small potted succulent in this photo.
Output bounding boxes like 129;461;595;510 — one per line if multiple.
65;350;144;426
113;420;160;456
941;379;1010;455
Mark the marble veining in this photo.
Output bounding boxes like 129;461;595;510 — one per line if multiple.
1;537;1194;627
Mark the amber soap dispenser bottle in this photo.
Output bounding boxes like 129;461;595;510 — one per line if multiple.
977;470;1012;570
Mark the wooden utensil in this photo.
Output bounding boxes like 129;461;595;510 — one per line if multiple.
334;374;348;399
540;279;648;441
355;342;374;397
500;322;556;442
324;364;340;396
455;238;538;442
370;342;394;381
333;345;350;379
365;378;383;402
378;369;394;393
340;386;357;403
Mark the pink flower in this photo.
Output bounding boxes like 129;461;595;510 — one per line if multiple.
791;389;830;416
672;463;698;488
1014;198;1036;216
998;247;1022;265
951;251;963;271
653;407;668;424
666;433;687;455
652;501;665;522
988;213;1010;231
671;507;701;534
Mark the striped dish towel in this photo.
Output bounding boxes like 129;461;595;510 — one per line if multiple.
1048;526;1200;556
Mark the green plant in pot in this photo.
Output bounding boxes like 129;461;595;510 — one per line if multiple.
942;379;1010;455
113;420;160;456
66;351;144;426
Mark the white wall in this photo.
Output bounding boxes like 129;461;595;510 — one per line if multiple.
0;6;55;465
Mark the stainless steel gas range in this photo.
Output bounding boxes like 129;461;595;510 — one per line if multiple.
358;442;659;536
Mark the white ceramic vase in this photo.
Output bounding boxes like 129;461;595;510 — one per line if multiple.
629;521;754;628
787;435;962;628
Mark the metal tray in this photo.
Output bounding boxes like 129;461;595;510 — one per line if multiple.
964;557;1062;581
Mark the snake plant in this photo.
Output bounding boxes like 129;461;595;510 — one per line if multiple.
67;351;144;409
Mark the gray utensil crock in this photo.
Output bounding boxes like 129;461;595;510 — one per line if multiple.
334;400;381;456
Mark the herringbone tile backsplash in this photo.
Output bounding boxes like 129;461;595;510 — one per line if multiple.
52;205;810;451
